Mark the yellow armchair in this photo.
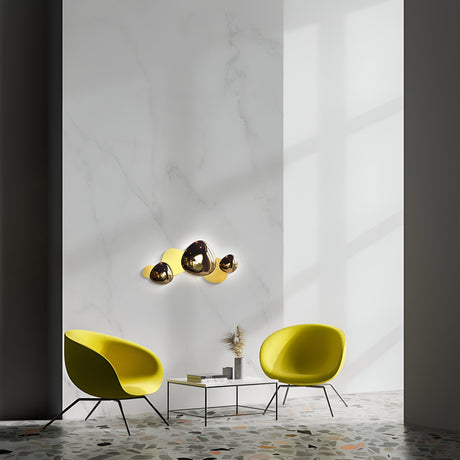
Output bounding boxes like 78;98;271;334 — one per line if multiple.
260;324;348;416
42;330;168;435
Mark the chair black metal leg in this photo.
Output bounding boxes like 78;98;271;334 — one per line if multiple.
116;400;131;436
328;384;348;407
43;395;171;435
263;384;281;415
41;398;83;431
85;400;102;421
282;385;290;405
322;386;334;417
143;396;169;426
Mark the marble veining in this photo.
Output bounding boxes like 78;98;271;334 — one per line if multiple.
64;0;283;419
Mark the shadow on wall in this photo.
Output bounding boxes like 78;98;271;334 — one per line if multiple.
284;0;403;391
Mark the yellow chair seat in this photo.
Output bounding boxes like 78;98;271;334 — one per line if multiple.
272;371;336;386
260;324;346;385
259;324;347;416
42;329;168;435
122;382;158;396
64;329;163;400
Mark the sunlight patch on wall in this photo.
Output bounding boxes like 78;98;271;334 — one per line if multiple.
345;0;402;119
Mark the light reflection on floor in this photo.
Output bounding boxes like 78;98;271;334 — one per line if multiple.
0;391;459;459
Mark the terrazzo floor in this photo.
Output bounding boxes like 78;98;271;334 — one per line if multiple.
1;391;459;459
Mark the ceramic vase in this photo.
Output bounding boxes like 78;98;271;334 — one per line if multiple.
234;357;243;379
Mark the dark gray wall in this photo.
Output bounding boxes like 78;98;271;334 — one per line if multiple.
404;0;460;432
0;0;62;420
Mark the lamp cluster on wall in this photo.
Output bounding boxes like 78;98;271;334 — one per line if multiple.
142;240;238;285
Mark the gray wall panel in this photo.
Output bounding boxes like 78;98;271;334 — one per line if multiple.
404;0;460;432
0;0;62;420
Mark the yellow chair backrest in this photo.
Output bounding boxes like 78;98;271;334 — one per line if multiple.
260;324;346;385
65;330;163;399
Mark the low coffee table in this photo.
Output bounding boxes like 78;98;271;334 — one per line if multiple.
167;376;278;426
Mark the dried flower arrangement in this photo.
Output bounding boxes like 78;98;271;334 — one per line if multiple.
222;324;246;358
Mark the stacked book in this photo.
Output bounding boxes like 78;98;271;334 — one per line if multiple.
187;372;228;383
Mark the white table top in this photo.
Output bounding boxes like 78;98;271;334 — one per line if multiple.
167;376;277;388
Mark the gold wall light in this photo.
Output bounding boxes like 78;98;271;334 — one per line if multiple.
181;240;216;276
161;248;184;275
142;240;238;285
204;258;227;284
220;254;238;273
149;262;173;284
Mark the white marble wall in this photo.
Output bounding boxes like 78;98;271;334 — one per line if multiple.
284;0;403;393
63;0;283;417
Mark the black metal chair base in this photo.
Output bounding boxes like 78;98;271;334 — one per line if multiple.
41;395;169;435
263;383;348;417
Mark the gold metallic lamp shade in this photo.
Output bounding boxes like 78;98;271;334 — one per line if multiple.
181;240;216;276
149;262;173;284
219;254;238;273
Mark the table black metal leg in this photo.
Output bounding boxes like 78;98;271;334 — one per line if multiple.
236;386;239;414
167;380;279;426
167;381;170;420
204;387;208;427
275;382;278;420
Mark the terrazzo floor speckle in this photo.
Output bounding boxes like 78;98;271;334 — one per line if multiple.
1;391;459;459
